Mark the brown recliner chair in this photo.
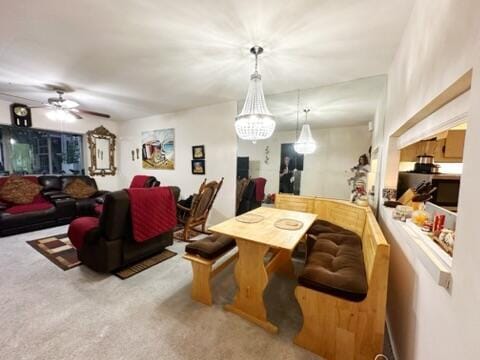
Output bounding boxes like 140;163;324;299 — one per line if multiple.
128;175;160;188
93;175;160;216
68;186;180;272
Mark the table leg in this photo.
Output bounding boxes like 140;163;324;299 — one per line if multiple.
224;238;278;333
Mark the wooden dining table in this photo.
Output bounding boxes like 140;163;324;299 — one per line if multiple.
209;206;317;333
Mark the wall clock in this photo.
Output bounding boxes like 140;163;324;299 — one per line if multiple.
10;103;32;127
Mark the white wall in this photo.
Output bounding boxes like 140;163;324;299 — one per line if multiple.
0;99;120;190
384;0;479;137
368;90;387;211
377;1;480;359
238;125;372;200
118;101;237;225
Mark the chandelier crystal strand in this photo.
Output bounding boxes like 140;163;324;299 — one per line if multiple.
294;108;317;154
235;46;276;142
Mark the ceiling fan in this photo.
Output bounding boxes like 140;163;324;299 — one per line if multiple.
0;86;111;120
34;90;111;120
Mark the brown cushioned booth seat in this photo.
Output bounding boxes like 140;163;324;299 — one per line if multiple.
307;219;357;237
299;230;368;302
185;234;236;260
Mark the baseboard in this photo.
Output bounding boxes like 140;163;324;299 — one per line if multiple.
386;315;400;360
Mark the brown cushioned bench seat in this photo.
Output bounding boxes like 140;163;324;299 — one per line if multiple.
277;194;390;359
299;228;368;302
307;219;357;236
184;234;238;305
185;234;236;260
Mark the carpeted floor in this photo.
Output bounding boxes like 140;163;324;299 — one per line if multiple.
0;226;395;360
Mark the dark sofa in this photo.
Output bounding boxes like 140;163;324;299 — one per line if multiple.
39;175;108;216
69;187;180;272
0;175;107;237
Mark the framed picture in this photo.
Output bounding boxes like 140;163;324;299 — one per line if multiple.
192;145;205;159
191;159;205;175
279;143;304;195
141;128;175;170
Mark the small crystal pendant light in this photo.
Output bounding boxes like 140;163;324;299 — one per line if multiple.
235;46;276;143
294;108;316;154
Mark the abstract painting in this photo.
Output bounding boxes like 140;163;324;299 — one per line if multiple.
142;128;175;169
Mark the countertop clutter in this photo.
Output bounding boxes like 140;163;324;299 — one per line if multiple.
380;206;452;289
385;182;456;257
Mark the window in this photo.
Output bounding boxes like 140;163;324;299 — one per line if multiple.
0;125;83;175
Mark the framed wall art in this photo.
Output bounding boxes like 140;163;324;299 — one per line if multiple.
141;128;175;170
191;159;205;175
192;145;205;159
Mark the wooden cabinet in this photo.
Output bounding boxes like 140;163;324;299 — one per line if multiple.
400;143;418;162
417;140;438;157
400;140;438;162
444;130;465;158
400;130;465;163
434;138;447;160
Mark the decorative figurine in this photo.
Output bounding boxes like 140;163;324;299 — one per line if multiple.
348;153;370;203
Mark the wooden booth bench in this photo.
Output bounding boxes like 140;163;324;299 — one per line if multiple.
276;194;390;360
183;234;238;305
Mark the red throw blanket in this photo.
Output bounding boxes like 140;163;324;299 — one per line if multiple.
129;175;151;188
254;177;266;202
68;217;99;250
126;187;176;243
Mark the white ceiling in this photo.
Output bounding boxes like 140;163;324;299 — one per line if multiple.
0;0;413;121
247;75;387;131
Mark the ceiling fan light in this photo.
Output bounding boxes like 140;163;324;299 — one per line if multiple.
46;109;76;122
61;99;79;109
294;124;316;154
46;109;60;121
64;112;76;123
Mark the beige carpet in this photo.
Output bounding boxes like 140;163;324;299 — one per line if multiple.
0;226;394;360
0;226;319;360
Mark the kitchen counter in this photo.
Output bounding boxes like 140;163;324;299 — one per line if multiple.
379;205;452;289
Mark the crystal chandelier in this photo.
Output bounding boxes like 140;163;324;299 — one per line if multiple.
294;108;316;154
235;46;275;142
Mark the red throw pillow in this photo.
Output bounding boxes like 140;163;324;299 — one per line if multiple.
0;176;43;205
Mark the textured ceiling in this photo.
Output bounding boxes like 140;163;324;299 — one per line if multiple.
0;0;413;121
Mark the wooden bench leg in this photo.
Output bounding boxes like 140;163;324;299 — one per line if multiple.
190;261;213;306
294;286;383;360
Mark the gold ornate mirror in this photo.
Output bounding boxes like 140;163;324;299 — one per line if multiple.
87;126;117;176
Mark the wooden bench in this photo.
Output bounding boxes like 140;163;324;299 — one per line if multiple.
183;234;238;305
275;194;390;360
